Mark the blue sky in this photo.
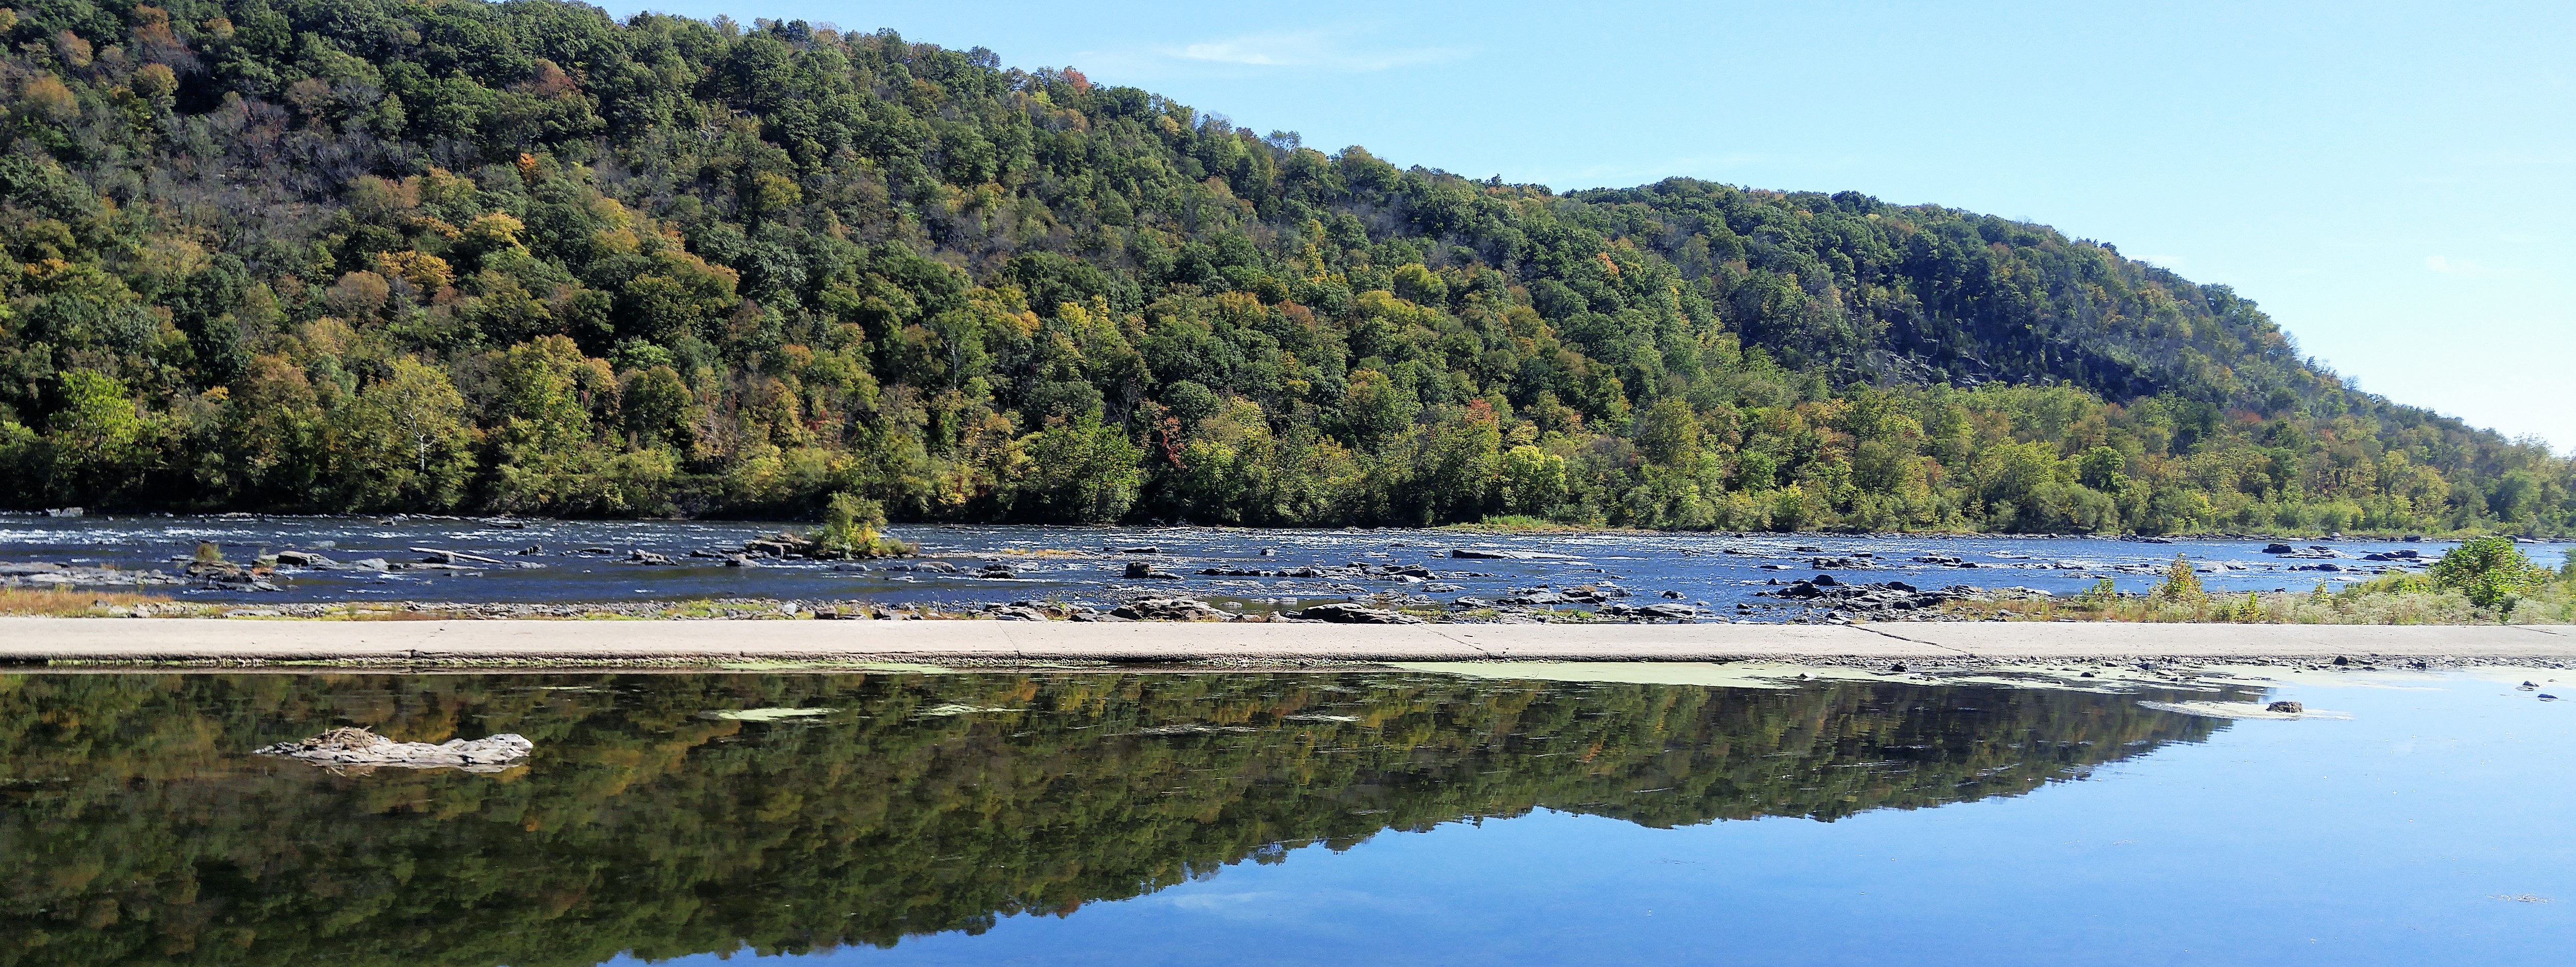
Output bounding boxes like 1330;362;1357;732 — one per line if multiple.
618;1;2574;452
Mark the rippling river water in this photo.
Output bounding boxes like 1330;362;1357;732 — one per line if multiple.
3;514;2561;617
2;667;2566;965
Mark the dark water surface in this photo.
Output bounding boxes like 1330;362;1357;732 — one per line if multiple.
5;514;2560;616
3;668;2567;965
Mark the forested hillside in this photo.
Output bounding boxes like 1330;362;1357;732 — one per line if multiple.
0;0;2565;533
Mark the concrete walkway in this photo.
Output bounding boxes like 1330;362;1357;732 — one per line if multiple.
2;618;2569;666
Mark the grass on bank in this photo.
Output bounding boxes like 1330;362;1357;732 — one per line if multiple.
1950;537;2576;625
0;587;178;617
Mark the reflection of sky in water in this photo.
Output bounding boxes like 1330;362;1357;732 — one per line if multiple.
634;675;2576;966
3;514;2560;615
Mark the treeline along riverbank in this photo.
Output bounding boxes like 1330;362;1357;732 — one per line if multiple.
0;1;2566;535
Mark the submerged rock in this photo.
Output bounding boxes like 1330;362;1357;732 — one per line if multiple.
254;727;532;772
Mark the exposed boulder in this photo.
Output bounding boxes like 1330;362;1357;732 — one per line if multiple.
1112;597;1231;621
747;527;917;561
186;559;280;592
877;560;960;574
1289;602;1424;624
0;561;186;588
1596;603;1700;621
1124;561;1182;580
411;547;511;566
1758;579;1959;616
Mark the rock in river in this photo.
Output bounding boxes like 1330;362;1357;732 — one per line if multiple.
1597;602;1699;621
1289;602;1424;624
255;727;533;772
1112;597;1231;621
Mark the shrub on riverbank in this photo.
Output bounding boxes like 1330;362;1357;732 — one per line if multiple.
1961;547;2575;624
2425;536;2555;608
808;493;916;559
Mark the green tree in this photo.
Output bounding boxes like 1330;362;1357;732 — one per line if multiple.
41;369;147;500
1012;416;1145;522
1498;444;1568;517
2428;536;2550;610
1632;397;1704;467
332;358;478;509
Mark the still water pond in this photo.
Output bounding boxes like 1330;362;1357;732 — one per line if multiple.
6;515;2561;616
3;668;2567;965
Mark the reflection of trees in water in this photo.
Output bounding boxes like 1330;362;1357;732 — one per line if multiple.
0;672;2226;965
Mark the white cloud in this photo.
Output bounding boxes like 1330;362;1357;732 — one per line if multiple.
1157;29;1465;73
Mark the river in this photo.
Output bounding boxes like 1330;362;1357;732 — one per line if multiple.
0;513;2561;618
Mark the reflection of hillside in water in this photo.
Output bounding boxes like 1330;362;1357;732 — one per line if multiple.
0;672;2228;966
